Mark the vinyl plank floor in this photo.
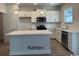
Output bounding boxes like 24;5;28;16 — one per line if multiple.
50;39;71;56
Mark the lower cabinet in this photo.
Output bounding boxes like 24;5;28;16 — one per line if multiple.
68;32;79;55
58;30;61;43
53;28;61;43
59;30;78;55
68;33;72;51
54;29;79;55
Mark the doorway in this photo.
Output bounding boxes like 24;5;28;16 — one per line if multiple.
0;13;4;43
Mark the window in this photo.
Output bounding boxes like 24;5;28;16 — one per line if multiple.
64;7;73;23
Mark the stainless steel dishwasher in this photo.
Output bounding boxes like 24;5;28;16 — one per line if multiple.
61;31;68;49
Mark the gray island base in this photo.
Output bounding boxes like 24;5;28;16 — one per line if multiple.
6;30;52;55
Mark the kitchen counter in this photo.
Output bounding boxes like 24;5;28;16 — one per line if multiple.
6;30;52;36
6;30;52;55
63;30;79;33
54;27;79;33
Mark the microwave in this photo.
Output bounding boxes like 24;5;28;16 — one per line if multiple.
37;17;46;22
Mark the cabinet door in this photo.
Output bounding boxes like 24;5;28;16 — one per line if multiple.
19;11;24;17
58;31;61;43
46;11;60;22
56;30;61;43
19;11;32;17
46;11;52;22
25;12;32;17
55;29;59;42
68;33;72;51
72;33;79;55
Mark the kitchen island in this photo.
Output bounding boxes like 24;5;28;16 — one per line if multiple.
6;30;52;55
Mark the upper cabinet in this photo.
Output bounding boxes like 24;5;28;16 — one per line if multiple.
46;11;60;22
19;11;32;17
19;10;60;23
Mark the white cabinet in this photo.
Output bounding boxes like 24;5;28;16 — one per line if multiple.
68;32;79;55
68;32;77;55
17;17;32;30
58;30;61;43
68;33;72;51
19;11;32;17
62;32;79;55
53;28;61;43
19;10;60;23
46;11;60;22
56;30;61;43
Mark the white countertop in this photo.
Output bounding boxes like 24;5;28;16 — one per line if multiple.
63;30;79;33
6;30;52;36
55;27;79;33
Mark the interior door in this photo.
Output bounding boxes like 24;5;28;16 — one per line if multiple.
0;13;4;43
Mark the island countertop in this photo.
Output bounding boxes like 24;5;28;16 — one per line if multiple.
6;30;52;36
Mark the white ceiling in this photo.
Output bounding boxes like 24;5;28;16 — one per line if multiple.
18;3;62;11
19;3;62;7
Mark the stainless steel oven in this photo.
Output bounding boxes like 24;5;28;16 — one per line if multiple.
37;25;47;30
36;17;47;30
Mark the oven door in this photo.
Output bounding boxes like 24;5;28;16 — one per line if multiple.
37;25;47;30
